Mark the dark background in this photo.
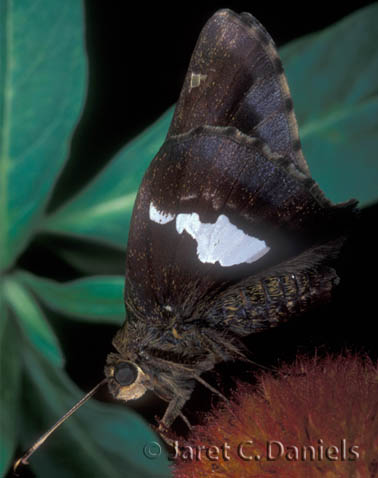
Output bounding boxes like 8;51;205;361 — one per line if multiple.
17;2;377;469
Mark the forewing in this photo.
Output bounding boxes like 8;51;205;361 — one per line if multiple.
168;9;309;176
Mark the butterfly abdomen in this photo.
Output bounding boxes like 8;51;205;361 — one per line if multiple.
204;242;341;337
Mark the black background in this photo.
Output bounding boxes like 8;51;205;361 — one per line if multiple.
14;2;377;475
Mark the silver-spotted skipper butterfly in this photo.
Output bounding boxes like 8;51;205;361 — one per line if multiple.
14;8;356;470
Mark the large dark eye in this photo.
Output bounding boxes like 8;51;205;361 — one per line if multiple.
114;362;138;386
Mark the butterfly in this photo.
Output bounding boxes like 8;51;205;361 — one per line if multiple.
103;8;356;434
12;9;359;473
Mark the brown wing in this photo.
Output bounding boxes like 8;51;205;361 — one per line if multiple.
168;9;309;177
123;9;356;329
124;127;355;325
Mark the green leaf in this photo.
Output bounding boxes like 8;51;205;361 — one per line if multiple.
0;0;87;270
281;3;378;206
17;270;125;325
42;107;174;249
20;344;171;478
0;310;22;476
4;277;64;367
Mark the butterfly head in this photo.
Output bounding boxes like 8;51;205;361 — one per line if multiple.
105;355;149;402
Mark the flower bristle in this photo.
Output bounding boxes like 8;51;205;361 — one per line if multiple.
173;354;378;478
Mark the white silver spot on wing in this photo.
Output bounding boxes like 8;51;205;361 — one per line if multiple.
149;201;175;224
189;72;207;91
176;213;270;266
182;193;198;201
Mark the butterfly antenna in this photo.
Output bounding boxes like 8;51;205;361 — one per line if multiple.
13;378;108;474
